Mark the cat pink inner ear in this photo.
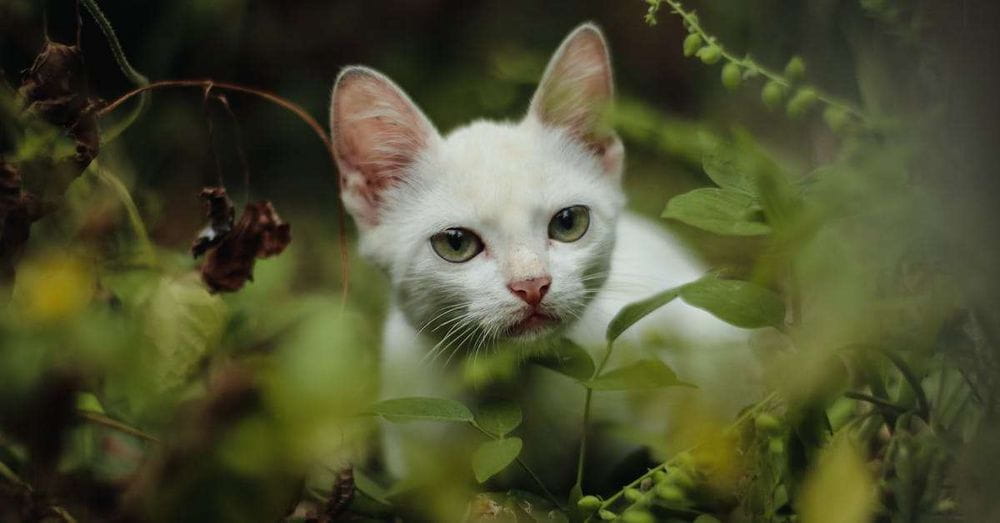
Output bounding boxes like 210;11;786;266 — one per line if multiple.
331;67;438;227
530;24;618;161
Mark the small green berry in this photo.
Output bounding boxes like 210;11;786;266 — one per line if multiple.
683;34;703;57
655;483;685;503
577;495;602;513
598;509;618;521
823;106;850;133
762;81;785;110
754;413;781;433
768;437;785;455
621;509;655;523
697;45;722;65
786;88;818;119
624;487;643;503
653;470;668;483
721;63;742;90
785;56;806;81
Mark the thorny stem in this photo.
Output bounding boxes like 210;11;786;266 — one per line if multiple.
97;79;352;305
660;0;868;123
79;0;149;143
468;422;561;509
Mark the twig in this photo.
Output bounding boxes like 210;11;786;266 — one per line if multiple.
845;391;907;416
97;79;352;304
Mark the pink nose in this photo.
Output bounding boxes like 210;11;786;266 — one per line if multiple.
508;276;551;306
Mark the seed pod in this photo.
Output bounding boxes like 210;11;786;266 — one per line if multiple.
761;81;785;110
786;88;818;119
622;509;655;523
754;413;781;433
823;106;850;134
697;45;722;65
624;487;642;503
683;34;703;57
598;509;617;521
721;63;742;90
785;56;806;81
577;495;601;513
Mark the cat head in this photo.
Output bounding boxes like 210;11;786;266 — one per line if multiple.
330;23;625;351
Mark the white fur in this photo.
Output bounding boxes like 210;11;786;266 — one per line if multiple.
330;23;759;478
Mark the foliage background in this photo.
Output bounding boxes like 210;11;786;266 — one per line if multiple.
1;0;999;521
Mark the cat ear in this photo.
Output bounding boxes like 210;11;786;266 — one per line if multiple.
331;66;440;228
529;23;623;177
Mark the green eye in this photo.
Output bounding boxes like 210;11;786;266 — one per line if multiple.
548;206;590;242
430;228;484;263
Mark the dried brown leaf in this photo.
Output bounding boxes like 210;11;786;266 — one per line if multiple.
198;199;291;293
191;186;236;257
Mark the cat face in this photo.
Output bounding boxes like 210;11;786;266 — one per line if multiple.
331;24;625;352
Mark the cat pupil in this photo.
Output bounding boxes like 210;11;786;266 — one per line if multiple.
558;210;574;230
447;230;464;251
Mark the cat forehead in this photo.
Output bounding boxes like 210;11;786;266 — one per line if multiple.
431;120;605;192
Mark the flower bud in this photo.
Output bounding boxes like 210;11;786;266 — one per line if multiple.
768;437;785;455
786;88;818;119
622;510;655;523
785;56;806;81
762;81;785;110
754;413;781;433
683;34;703;57
721;63;742;90
624;487;643;503
697;45;722;65
598;509;617;521
655;483;685;503
823;106;850;134
577;495;601;513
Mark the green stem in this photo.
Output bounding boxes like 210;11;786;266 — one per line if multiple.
80;0;149;143
661;0;867;122
78;410;161;444
92;163;157;266
879;349;930;421
574;341;617;492
468;422;561;510
845;391;907;416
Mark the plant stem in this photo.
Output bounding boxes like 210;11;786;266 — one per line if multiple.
879;348;930;420
79;0;149;143
92;162;157;266
661;0;867;122
78;410;161;444
845;391;907;415
574;341;617;492
97;79;352;305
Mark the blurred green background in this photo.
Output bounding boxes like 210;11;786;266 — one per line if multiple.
2;0;1000;521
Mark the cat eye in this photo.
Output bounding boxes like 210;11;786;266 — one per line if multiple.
430;228;484;263
548;206;590;243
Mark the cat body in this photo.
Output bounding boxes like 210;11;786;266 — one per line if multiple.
329;23;757;486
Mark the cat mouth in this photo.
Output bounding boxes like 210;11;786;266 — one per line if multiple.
507;311;559;337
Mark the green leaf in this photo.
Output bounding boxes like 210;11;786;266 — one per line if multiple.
587;359;691;391
703;147;757;194
353;468;390;505
662;188;771;236
472;437;522;483
532;338;595;380
475;400;523;437
679;277;785;329
369;397;473;423
606;287;681;343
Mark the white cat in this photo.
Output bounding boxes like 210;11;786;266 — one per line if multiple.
329;23;757;482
